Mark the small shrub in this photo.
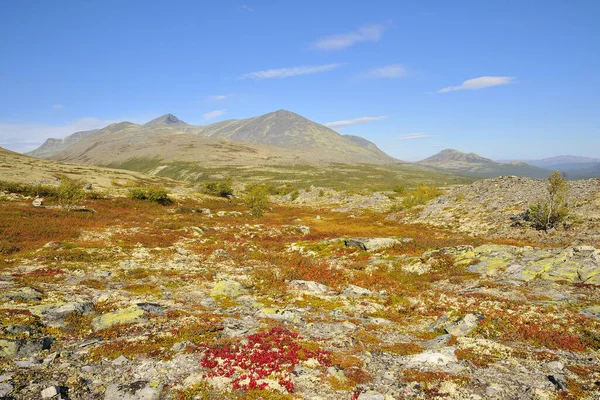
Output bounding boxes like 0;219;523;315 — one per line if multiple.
393;184;406;194
243;185;270;217
526;171;569;231
199;177;233;197
128;186;172;205
56;175;85;209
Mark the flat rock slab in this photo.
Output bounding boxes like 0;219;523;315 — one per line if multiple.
345;238;409;251
104;381;161;400
444;313;485;337
289;280;334;295
92;306;147;331
210;280;249;298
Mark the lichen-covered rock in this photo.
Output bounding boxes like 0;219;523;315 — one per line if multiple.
104;381;161;400
210;280;249;298
92;306;147;331
444;313;485;337
0;337;52;358
1;286;44;302
289;280;334;295
344;237;404;251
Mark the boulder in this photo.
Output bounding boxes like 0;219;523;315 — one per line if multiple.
92;306;147;331
345;238;402;251
289;280;334;295
104;381;161;400
1;286;44;302
444;313;485;337
341;284;375;298
210;280;249;298
0;337;52;358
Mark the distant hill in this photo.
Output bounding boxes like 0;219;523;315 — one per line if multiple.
0;146;169;189
28;110;396;166
418;149;550;178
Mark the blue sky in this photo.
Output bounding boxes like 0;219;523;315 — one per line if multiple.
1;0;599;161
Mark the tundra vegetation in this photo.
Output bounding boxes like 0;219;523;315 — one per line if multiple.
0;175;598;400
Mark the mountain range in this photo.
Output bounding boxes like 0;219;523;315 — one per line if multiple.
28;110;394;165
24;110;599;181
417;149;551;178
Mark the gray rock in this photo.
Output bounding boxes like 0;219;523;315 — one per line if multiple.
357;391;385;400
170;341;194;352
14;358;43;368
0;382;13;397
104;381;161;400
32;197;44;207
1;286;44;301
428;314;449;332
41;302;93;326
119;260;139;269
289;280;333;295
444;313;485;337
423;334;452;349
341;284;375;297
407;349;459;368
0;337;52;358
41;385;64;398
136;303;167;315
112;355;128;366
0;375;11;383
344;237;401;251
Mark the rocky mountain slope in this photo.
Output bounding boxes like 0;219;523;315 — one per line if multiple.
398;175;600;246
418;149;550;178
0;146;169;189
27;110;396;166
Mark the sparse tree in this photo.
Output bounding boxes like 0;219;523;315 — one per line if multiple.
527;171;569;230
56;175;85;210
243;185;270;217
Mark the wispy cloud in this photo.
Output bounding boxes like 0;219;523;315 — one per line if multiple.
206;95;228;101
313;24;384;50
395;133;434;140
438;76;515;93
202;110;227;121
0;117;122;153
52;104;65;110
237;4;254;12
361;64;407;79
324;115;387;129
238;63;343;80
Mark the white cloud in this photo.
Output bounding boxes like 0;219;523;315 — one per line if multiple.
0;117;121;153
361;64;407;79
395;133;434;140
324;115;387;129
238;64;343;80
313;24;384;50
206;95;228;101
202;110;227;121
52;104;65;110
438;76;515;93
238;5;254;12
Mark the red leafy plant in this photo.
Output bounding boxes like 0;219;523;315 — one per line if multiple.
201;327;330;393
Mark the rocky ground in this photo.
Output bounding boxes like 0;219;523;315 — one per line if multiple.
0;180;599;399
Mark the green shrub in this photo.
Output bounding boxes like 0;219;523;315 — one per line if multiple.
243;185;270;217
0;180;57;198
393;185;406;194
399;184;443;210
526;171;569;230
56;175;85;208
128;186;172;205
199;177;233;197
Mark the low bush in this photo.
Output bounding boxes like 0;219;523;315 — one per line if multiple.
199;177;233;197
56;175;85;208
243;184;270;216
128;186;172;205
526;171;569;230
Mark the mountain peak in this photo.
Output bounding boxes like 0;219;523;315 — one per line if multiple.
144;113;186;127
421;149;492;163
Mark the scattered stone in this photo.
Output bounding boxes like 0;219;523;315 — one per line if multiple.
0;382;13;397
581;305;600;320
41;385;65;398
136;302;167;315
14;358;43;368
289;280;333;295
428;314;449;332
548;375;567;391
32;197;44;207
0;337;52;358
112;355;128;366
92;306;147;330
357;391;385;400
0;375;11;383
119;260;140;269
209;249;230;260
35;301;94;326
423;334;452;349
407;349;459;368
210;280;249;298
345;237;401;251
1;286;44;301
170;341;194;352
104;381;161;400
341;284;376;297
78;338;103;348
444;313;485;337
